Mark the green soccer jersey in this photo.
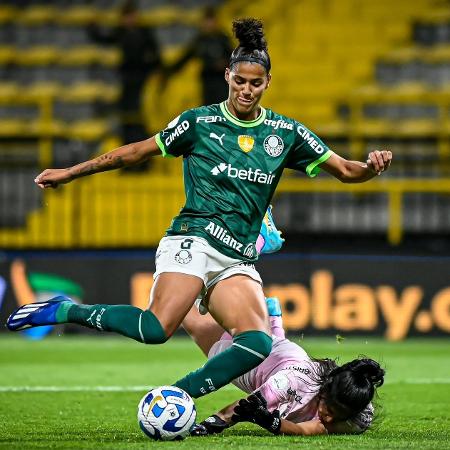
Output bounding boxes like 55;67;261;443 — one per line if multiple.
155;101;332;261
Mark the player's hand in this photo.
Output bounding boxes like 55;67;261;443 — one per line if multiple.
189;423;209;436
34;169;73;189
189;414;229;436
231;391;282;435
366;150;392;175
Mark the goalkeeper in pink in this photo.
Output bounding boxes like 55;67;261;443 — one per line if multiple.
183;209;383;436
184;300;383;436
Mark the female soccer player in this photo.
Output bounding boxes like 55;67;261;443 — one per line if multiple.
184;301;384;436
7;18;392;400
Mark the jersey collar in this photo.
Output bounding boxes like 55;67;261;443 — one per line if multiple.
220;101;266;127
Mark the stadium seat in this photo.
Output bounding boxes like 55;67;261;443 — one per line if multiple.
0;0;448;248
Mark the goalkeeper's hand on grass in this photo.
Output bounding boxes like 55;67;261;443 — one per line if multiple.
231;391;282;435
190;414;229;436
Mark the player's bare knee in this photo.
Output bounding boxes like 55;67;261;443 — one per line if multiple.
150;313;180;339
149;297;195;338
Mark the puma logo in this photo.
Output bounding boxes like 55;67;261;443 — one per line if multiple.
86;310;96;326
209;132;225;146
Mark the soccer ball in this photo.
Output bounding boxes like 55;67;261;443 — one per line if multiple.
137;386;196;440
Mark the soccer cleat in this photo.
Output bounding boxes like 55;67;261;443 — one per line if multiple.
259;205;285;254
6;295;72;331
266;297;282;317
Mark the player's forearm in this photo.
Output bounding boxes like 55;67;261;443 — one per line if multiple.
68;139;154;180
321;150;391;183
279;418;327;436
336;160;377;183
217;400;240;424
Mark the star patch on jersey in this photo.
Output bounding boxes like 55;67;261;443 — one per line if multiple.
264;135;284;157
270;372;289;391
238;135;254;153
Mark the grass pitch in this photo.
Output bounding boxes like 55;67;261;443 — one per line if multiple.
0;335;449;449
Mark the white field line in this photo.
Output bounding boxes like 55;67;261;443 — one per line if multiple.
0;379;449;392
0;385;241;392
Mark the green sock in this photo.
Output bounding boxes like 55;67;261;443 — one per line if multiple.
57;303;167;344
55;301;73;323
174;330;272;398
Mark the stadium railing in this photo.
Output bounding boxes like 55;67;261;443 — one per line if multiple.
1;174;449;248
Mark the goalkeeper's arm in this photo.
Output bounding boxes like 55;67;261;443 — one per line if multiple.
191;393;329;437
232;391;329;436
190;400;239;436
192;391;365;437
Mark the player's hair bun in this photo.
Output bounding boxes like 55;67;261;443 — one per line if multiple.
229;18;271;72
357;359;385;387
232;18;267;51
344;358;385;388
319;357;384;419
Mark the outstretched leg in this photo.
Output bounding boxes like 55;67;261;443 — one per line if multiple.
7;273;203;345
174;275;272;398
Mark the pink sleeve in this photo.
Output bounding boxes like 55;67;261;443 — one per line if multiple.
255;369;320;419
254;370;291;412
257;382;285;412
269;316;285;339
219;331;232;341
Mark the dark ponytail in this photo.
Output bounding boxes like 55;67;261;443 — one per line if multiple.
229;18;271;72
319;357;385;419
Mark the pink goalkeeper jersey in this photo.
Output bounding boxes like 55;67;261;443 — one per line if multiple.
208;335;373;432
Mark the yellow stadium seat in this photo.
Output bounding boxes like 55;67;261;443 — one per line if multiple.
66;119;109;141
0;45;15;64
58;81;118;104
58;45;100;66
57;46;121;67
17;5;57;25
25;81;62;99
16;46;59;66
393;119;439;138
94;48;121;67
315;120;350;138
423;44;450;63
0;82;20;100
0;5;17;23
0;119;26;137
421;8;450;22
353;119;392;137
380;82;429;102
27;118;65;137
138;6;180;27
55;6;97;26
382;46;424;64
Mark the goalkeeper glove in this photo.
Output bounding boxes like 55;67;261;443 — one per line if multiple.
190;414;229;436
232;391;282;435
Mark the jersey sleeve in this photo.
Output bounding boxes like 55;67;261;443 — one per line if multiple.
255;370;292;412
155;109;196;158
286;122;333;177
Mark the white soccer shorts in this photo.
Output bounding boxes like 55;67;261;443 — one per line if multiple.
153;235;262;313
